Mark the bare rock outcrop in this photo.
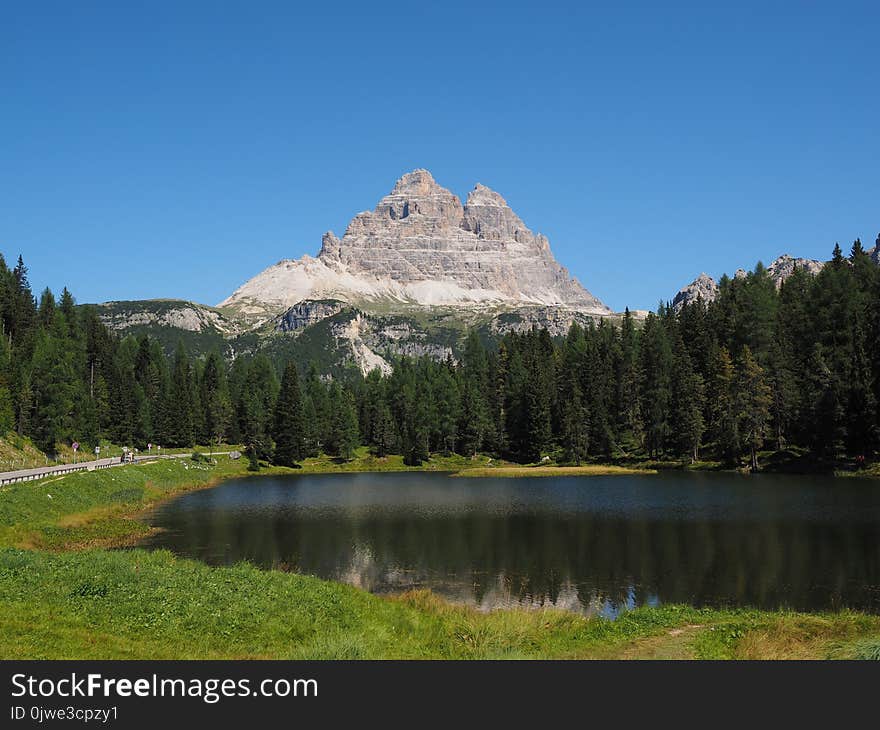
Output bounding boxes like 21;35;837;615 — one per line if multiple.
274;300;347;333
672;273;718;311
673;253;831;311
766;254;824;286
220;169;610;318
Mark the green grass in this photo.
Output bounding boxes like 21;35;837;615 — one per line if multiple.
0;456;241;550
297;447;498;474
1;548;877;660
452;464;653;478
0;449;496;550
1;450;879;660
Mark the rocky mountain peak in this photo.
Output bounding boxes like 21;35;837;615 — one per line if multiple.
466;183;508;207
461;182;535;244
672;273;718;311
672;253;829;311
766;254;824;285
220;169;610;317
390;168;441;195
319;231;341;259
365;168;463;227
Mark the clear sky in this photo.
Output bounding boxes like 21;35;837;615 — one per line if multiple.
2;1;878;312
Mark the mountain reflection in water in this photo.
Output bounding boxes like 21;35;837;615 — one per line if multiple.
139;470;880;616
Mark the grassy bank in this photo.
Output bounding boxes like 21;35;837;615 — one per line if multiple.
297;448;497;473
0;456;256;550
453;464;653;478
1;548;878;660
1;454;878;660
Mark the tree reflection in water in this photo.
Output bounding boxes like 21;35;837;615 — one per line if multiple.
140;471;880;616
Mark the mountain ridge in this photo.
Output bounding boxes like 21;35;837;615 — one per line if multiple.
219;169;610;321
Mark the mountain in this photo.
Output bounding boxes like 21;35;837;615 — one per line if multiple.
220;169;609;320
92;299;246;357
93;170;621;373
672;254;826;311
672;273;719;311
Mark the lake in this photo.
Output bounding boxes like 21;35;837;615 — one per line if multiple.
139;470;880;617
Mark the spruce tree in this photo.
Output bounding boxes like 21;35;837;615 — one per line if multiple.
272;362;307;466
458;377;489;457
671;344;705;462
638;314;673;458
201;351;232;447
164;341;194;447
325;383;359;460
735;345;772;471
561;381;590;464
708;346;739;464
372;400;396;457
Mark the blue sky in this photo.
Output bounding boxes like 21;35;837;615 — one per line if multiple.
2;1;878;312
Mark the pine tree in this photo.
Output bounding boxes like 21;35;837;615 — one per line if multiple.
735;346;772;471
561;381;590;464
246;444;261;472
524;368;551;462
372;400;396;457
272;362;307;466
671;344;705;462
617;309;643;451
163;341;194;447
638;314;673;458
201;351;232;448
38;288;55;327
303;363;331;452
58;287;76;338
502;345;529;460
328;383;359;460
846;329;878;457
458;377;489;457
433;363;460;453
707;346;739;464
765;340;797;451
30;331;80;451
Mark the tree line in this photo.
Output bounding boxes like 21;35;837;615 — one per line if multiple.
1;237;879;470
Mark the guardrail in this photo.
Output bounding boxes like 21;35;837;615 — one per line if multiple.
0;458;118;485
0;452;234;486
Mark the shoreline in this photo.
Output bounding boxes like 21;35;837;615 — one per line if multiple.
1;455;879;660
3;449;876;554
451;464;654;478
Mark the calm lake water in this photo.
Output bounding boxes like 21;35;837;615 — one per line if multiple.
140;471;880;616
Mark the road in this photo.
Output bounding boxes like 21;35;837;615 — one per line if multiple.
0;452;234;486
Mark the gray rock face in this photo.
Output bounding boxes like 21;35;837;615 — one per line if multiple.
320;169;606;309
487;306;605;337
766;254;824;286
274;300;346;333
97;299;240;334
672;273;718;311
221;169;610;316
673;253;828;311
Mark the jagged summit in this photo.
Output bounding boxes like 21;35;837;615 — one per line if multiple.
672;254;827;311
673;273;719;311
220;169;610;319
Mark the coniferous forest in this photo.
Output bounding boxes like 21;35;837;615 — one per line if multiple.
2;239;880;471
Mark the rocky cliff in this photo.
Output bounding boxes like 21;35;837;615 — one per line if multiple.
219;169;610;319
672;273;719;311
673;254;826;311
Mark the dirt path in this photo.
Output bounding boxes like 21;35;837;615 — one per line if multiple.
592;624;706;659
